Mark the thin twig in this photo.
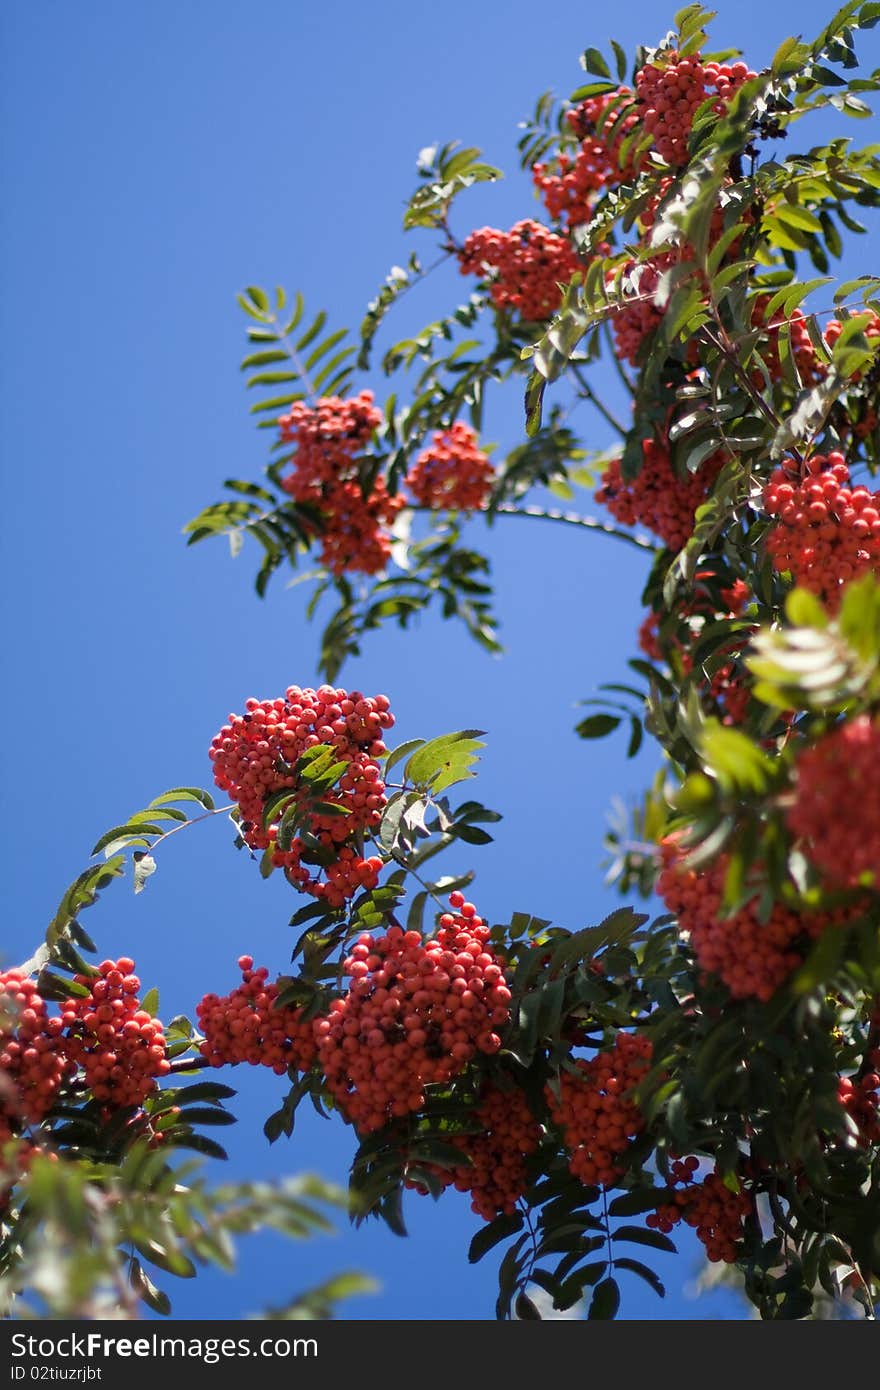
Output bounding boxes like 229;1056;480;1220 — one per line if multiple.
569;362;627;436
383;847;450;914
489;503;657;552
267;309;318;402
700;322;785;440
601;320;637;396
130;804;236;858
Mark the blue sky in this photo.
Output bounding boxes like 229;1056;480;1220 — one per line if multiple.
2;0;876;1322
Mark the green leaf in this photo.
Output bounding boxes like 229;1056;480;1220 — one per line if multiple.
612;1224;677;1253
173;1081;237;1104
176;1106;237;1127
450;822;493;846
378;793;408;851
468;1210;524;1263
241;348;289;370
150;787;216;811
580;47;612;78
141;986;160;1017
404;730;486;795
515;1291;542;1320
383;738;426;777
133;1237;196;1280
91;823;167;856
130;1259;171;1315
775;203;824;234
244;286;270;313
575;713;622;739
786;588;829;629
613;1256;666;1298
701;721;775;796
588;1277;620;1319
608;1189;663;1218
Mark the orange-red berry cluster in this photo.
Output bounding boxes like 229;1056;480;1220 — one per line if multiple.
707;661;751;726
763;453;880;611
787;715;880;889
838;1062;880;1147
635;54;754;166
60;959;170;1108
657;844;852;1000
639;575;750;663
408;1084;542;1220
606;253;677;366
315;895;511;1135
278;391;381;476
547;1033;652;1187
0;971;70;1140
209;685;393;905
650;1159;753;1262
405;422;495;512
532;90;638;228
596;438;724;551
457;222;581;322
197;957;317;1076
278;391;402;575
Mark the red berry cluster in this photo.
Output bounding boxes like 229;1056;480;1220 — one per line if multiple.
638;611;664;661
606;253;677;366
457;222;582;322
197;957;317;1076
596;437;724;551
313;479;403;576
315;895;511;1135
405;422;495;513
639;575;751;668
635;54;754;166
546;1033;652;1187
650;1160;753;1262
838;1064;880;1147
278;391;382;471
707;661;751;726
209;685;393;905
721;579;751;613
763;453;880;611
408;1084;542;1220
657;844;853;1000
0;971;69;1138
532;90;638;228
61;959;170;1108
277;391;402;575
787;715;880;889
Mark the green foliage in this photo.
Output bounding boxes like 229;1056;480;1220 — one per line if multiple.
13;2;880;1326
749;576;880;709
404;143;502;231
0;1155;363;1320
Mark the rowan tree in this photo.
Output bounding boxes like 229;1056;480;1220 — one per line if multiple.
4;2;880;1321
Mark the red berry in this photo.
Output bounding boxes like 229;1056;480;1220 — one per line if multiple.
457;221;582;322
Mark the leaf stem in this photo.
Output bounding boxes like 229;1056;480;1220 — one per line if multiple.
569;363;627;436
268;308;318;403
142;804;236;856
383;846;450;914
601;320;637;396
